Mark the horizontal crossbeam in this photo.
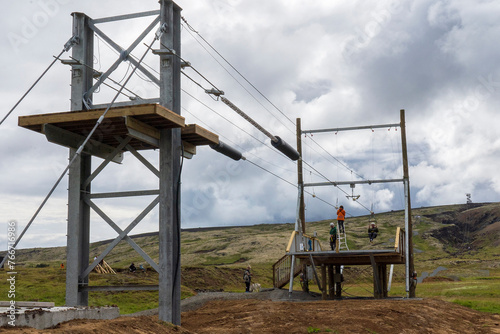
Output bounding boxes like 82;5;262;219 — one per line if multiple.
302;123;400;134
304;178;404;187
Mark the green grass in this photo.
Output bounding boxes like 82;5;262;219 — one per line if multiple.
2;202;500;316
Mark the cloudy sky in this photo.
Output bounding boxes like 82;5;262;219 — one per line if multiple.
1;0;500;250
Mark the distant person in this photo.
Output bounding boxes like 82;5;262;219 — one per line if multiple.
329;222;337;250
337;205;346;233
368;222;379;243
60;263;64;269
129;263;136;273
243;265;252;292
139;264;145;272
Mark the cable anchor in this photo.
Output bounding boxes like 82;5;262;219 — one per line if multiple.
63;35;80;52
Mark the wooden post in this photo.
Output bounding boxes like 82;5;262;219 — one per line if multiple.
400;109;416;298
335;265;342;299
380;264;388;298
296;118;306;234
327;265;334;299
370;254;382;299
302;263;309;292
321;265;327;300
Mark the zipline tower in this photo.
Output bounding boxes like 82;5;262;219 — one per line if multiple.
291;110;416;298
15;1;213;325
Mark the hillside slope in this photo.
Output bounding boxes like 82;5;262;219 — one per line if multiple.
7;202;500;278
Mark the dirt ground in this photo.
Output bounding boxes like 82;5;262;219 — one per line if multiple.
2;290;500;334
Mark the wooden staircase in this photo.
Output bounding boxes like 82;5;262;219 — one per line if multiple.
272;254;302;288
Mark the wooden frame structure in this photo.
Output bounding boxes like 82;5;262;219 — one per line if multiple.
276;112;416;299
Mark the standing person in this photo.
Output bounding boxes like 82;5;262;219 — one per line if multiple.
329;222;337;251
243;265;252;292
368;222;379;243
337;205;346;233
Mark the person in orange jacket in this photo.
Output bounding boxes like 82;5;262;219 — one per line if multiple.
337;205;346;233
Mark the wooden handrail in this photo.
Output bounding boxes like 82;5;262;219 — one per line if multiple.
394;227;401;251
286;230;297;252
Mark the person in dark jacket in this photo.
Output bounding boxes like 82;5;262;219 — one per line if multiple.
329;222;337;250
368;222;379;243
243;265;252;292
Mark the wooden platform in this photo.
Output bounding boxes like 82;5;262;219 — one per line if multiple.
292;249;405;266
18;104;219;156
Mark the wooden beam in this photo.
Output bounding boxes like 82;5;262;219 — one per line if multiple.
43;124;123;163
126;116;160;140
181;124;219;146
182;141;196;156
370;254;382;299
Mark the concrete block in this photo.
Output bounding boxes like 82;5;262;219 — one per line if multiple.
0;306;120;330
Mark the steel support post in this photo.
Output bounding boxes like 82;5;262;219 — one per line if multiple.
158;0;182;325
66;12;93;307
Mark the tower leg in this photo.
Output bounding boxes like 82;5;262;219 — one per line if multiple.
66;151;91;306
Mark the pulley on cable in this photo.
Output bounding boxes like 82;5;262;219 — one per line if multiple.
346;183;360;201
204;89;299;161
219;96;300;161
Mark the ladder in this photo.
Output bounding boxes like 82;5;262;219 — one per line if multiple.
337;221;349;251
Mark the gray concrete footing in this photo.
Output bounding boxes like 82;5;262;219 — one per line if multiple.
0;306;120;330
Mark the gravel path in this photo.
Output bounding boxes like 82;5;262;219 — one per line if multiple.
125;288;322;316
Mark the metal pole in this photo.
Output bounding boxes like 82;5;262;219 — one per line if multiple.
288;255;295;297
400;109;415;298
65;12;93;307
158;0;182;325
388;264;394;292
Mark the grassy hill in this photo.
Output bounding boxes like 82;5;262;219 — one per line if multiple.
1;202;499;314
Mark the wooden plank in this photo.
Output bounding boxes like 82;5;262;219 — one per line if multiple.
181;124;219;145
18;104;185;128
125;116;160;139
286;231;297;252
182;141;196;155
394;227;401;251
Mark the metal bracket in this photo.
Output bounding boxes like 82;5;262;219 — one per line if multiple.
152;48;176;55
63;35;80;52
205;88;224;96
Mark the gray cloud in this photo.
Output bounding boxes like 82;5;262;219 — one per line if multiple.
2;0;500;249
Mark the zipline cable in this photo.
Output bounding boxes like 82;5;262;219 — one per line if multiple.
0;29;164;268
181;16;296;127
0;36;78;127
